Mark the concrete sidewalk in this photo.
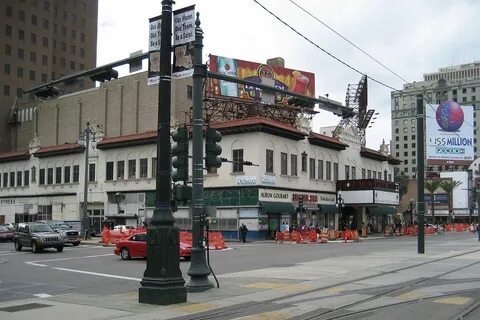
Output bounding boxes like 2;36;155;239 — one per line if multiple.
2;236;478;320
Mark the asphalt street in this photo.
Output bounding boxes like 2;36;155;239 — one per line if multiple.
1;232;480;319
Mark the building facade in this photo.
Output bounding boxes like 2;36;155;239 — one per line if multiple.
391;62;480;177
0;0;98;152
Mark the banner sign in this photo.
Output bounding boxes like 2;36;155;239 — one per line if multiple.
209;55;315;105
147;15;161;85
426;101;474;161
172;5;195;79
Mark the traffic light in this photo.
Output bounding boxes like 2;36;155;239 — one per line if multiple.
171;126;189;182
298;195;304;212
205;128;222;169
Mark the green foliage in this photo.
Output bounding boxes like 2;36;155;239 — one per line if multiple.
394;171;410;200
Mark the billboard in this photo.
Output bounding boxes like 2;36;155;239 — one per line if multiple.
426;101;474;162
209;55;315;105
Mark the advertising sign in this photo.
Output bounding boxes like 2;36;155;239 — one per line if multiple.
172;5;195;79
147;15;161;85
209;55;315;105
426;101;474;161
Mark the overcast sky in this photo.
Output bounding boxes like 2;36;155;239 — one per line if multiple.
97;0;480;150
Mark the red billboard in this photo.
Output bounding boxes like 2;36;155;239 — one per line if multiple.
209;55;315;105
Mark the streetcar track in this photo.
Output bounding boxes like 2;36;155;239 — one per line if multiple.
170;248;480;320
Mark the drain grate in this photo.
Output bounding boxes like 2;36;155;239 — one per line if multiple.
0;303;52;313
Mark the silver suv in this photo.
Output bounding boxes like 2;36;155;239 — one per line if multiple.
14;223;64;253
38;220;81;246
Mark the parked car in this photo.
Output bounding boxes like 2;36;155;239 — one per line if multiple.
114;233;191;261
0;225;14;241
14;223;64;253
37;220;81;246
3;223;15;231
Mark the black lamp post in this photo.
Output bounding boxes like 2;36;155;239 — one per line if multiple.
138;0;187;305
336;190;345;230
80;121;96;240
409;199;415;226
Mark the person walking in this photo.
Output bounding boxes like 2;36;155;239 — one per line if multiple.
477;223;480;241
239;223;248;243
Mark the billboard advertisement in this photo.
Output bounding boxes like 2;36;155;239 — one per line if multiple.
426;101;474;161
209;55;315;105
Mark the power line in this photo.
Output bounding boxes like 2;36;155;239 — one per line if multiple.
252;0;400;92
288;0;410;84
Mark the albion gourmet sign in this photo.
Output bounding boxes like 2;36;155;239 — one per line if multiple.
258;189;335;205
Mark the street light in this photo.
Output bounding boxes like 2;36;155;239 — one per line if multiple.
79;121;96;240
336;190;345;230
409;199;415;226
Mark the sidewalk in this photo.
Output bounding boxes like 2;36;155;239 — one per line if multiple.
3;236;477;320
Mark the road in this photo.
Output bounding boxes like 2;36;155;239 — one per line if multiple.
1;232;480;319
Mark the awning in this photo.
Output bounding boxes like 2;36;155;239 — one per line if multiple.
367;206;397;216
317;204;338;215
259;201;295;214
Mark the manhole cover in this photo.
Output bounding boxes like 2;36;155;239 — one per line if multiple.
0;303;52;313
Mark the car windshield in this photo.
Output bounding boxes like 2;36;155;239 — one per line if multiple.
30;224;54;233
0;226;8;231
49;221;70;229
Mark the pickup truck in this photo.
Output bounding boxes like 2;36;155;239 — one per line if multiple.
37;220;81;246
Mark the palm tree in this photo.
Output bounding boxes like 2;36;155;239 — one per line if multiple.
395;171;409;201
424;180;441;223
440;180;462;224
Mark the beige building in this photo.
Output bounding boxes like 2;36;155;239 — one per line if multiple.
0;0;98;152
391;62;480;177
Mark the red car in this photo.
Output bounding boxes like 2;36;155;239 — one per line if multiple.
0;225;14;242
114;233;191;261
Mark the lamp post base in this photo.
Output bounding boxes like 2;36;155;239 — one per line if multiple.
139;224;187;305
186;247;214;292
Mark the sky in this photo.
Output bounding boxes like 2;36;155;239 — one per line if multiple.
97;0;480;150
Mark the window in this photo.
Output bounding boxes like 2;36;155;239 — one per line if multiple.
4;64;10;74
128;159;136;179
326;161;331;180
70;61;75;69
39;169;45;185
10;172;15;187
31;166;36;183
404;160;408;164
462;88;467;94
395;128;399;134
44;1;50;11
16;88;23;98
17;67;23;77
187;85;193;100
42;55;47;65
404;151;408;156
24;170;29;186
362;168;366;179
80;48;85;57
18;48;24;59
233;149;243;172
64;166;70;183
384;170;388;181
309;158;316;179
29;70;35;80
5;25;12;36
395;137;399;141
403;135;407;141
30;51;36;62
73;165;80;182
42;36;48;47
6;6;12;17
55;167;61;183
4;85;10;95
345;165;350;180
30;33;37;44
43;19;49;29
373;171;377;179
301;152;307;172
5;44;11;55
412;151;416;156
266;149;274;173
140;158;148;178
117;161;125;179
291;154;297;176
89;163;95;182
31;14;37;25
334;162;339;181
18;29;25;40
152;158;157;178
16;171;22;187
412;143;416;148
280;152;287;175
318;160;324;180
352;166;356;179
3;172;7;187
105;162;114;181
47;168;53;184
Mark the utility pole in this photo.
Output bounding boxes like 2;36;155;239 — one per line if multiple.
186;13;214;292
139;0;187;305
81;121;93;239
416;95;425;254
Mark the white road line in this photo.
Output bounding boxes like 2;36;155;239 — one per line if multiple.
0;252;27;257
33;293;52;298
25;261;48;267
53;267;141;281
25;253;115;265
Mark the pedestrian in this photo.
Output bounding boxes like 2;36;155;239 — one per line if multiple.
239;223;248;243
477;224;480;242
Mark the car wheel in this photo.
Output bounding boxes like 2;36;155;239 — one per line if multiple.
120;247;131;260
14;240;22;251
32;241;41;253
57;246;64;252
73;241;80;246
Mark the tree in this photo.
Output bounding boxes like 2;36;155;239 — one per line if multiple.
440;180;462;224
424;180;442;223
395;171;409;201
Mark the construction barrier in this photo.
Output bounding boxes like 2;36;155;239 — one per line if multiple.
327;230;337;241
319;231;328;243
308;230;318;242
101;226;147;246
275;231;284;243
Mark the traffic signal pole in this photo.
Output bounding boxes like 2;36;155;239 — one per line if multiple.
416;95;425;254
186;13;214;292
